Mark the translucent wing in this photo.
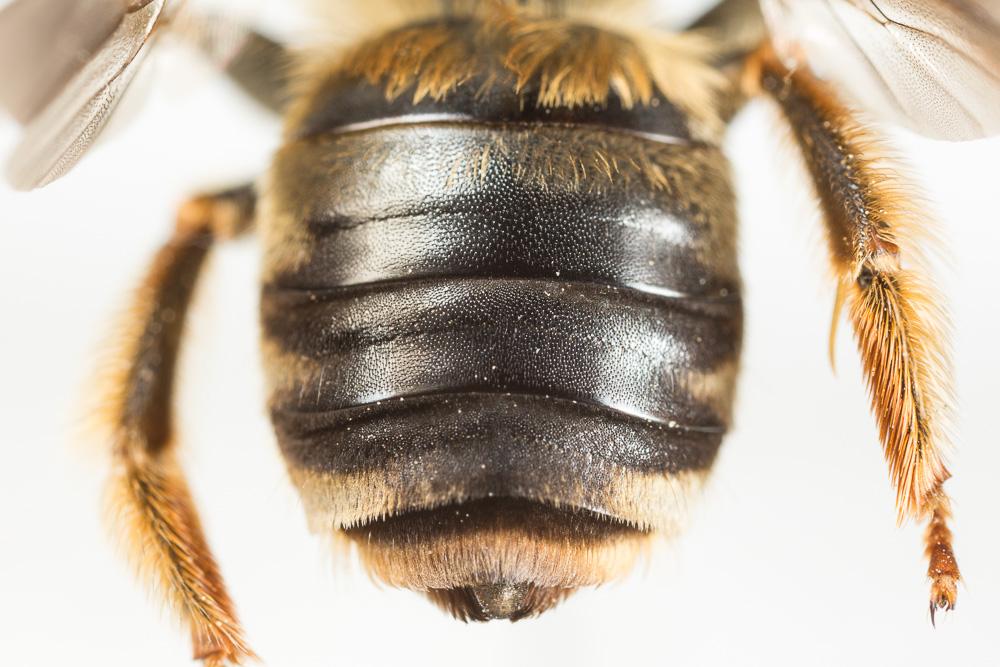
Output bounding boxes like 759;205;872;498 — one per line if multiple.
0;0;167;190
761;0;1000;141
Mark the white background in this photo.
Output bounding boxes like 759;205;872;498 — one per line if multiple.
1;1;998;666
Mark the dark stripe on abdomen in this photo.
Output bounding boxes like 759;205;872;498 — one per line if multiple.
273;392;722;481
264;277;737;421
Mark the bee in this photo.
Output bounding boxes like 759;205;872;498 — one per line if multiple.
1;1;997;664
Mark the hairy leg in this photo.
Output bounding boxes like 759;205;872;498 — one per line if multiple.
100;186;258;664
748;45;960;619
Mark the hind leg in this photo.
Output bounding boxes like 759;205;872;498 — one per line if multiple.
101;185;258;665
749;45;960;619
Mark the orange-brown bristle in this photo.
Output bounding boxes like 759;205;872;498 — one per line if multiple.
846;267;950;517
758;45;953;521
95;196;257;665
756;43;960;616
287;3;726;141
496;9;656;108
341;23;478;103
108;447;253;663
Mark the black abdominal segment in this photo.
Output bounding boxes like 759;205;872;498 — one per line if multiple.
262;29;743;524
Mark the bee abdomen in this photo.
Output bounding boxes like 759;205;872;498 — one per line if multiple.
263;119;742;529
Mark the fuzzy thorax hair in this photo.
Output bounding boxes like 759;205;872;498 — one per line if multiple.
290;0;726;140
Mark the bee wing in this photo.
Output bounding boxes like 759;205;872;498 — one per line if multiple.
0;0;167;190
761;0;1000;141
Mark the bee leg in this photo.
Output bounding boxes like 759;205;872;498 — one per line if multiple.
102;185;257;665
750;45;960;619
172;11;291;113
